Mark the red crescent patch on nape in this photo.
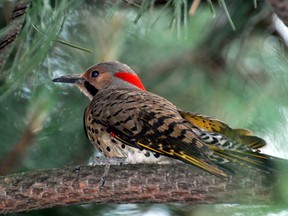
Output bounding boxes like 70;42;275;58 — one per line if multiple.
114;71;146;91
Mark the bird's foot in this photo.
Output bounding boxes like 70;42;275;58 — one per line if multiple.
92;157;126;187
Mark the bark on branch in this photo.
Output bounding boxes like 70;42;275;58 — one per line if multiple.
0;163;284;213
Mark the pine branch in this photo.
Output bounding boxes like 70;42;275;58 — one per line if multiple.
0;163;283;213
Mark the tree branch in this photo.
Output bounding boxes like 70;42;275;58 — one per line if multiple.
0;163;283;213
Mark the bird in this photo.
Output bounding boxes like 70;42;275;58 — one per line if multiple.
52;61;278;178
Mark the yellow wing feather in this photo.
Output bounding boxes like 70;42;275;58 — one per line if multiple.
113;129;228;177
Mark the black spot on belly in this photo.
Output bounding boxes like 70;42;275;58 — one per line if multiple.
96;140;101;145
121;144;125;149
106;147;111;152
144;151;150;157
153;153;160;158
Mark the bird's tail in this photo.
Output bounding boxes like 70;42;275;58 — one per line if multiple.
179;111;267;149
209;145;286;174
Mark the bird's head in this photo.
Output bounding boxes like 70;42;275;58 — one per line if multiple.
52;61;146;100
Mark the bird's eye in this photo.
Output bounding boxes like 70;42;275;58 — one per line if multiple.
91;70;99;78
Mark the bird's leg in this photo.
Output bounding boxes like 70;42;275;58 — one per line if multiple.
100;163;110;187
91;157;126;187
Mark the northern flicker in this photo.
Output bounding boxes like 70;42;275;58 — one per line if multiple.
53;61;278;177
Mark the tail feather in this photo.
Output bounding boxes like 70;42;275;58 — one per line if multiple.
179;110;266;149
209;146;282;173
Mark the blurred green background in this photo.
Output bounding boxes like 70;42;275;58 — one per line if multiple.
1;0;288;215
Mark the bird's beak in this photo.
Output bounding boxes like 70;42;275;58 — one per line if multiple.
52;74;85;84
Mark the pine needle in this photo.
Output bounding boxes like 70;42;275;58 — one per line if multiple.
207;0;216;17
219;0;236;31
32;24;93;53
